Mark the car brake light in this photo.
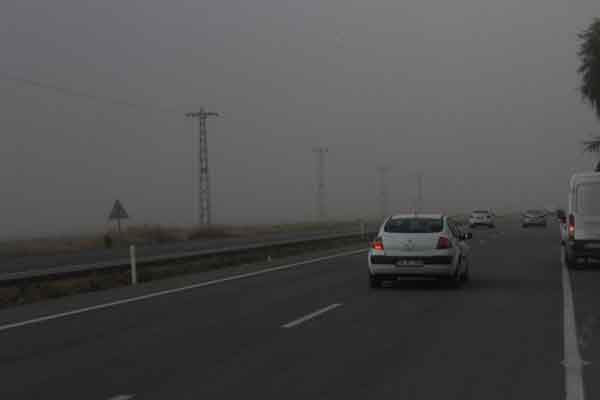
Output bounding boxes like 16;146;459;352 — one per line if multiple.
372;238;384;251
436;236;452;249
568;214;575;240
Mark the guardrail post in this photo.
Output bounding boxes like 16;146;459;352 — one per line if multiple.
130;245;137;285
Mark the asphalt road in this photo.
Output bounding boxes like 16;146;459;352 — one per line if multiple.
0;229;365;275
0;219;594;399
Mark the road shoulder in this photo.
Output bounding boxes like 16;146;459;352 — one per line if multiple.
0;245;366;330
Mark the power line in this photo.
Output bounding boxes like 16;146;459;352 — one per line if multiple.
0;73;180;113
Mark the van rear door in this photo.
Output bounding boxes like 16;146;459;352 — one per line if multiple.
574;182;600;240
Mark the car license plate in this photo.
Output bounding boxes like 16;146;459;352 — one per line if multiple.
396;259;423;266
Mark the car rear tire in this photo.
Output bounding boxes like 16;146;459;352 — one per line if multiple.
565;251;578;269
444;267;463;288
447;275;462;289
369;275;381;289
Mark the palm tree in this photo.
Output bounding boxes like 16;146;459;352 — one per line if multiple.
578;19;600;170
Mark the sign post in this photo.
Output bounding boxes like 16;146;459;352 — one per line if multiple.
108;200;129;234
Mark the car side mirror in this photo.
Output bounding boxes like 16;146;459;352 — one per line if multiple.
461;232;473;241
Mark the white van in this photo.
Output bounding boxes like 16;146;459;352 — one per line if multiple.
564;171;600;268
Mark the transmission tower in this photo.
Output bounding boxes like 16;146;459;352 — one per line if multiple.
377;167;389;219
416;171;424;213
185;108;219;225
313;147;328;220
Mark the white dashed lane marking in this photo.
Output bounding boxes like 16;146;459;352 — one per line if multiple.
282;303;343;329
0;250;365;333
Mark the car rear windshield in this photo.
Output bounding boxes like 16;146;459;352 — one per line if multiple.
526;210;544;215
384;217;444;233
576;183;600;216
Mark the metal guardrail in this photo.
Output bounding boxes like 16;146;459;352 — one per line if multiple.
0;231;375;284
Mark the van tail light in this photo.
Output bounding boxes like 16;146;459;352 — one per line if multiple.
568;214;575;240
372;237;384;251
436;236;452;249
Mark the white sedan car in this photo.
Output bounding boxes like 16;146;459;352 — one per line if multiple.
368;214;472;288
468;210;495;228
521;209;547;228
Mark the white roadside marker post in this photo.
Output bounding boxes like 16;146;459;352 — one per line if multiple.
130;245;137;285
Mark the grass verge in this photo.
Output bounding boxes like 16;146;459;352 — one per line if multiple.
0;235;368;309
0;220;369;258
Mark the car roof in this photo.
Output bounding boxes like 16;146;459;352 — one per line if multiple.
389;213;444;219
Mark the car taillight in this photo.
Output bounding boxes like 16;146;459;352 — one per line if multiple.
372;238;384;251
436;236;452;249
568;214;575;240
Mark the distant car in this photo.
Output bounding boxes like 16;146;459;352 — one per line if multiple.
564;172;600;268
521;209;547;228
469;210;495;228
368;214;472;288
557;209;567;244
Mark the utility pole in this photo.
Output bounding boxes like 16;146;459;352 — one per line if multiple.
185;108;219;225
377;167;389;219
313;147;328;220
416;171;424;213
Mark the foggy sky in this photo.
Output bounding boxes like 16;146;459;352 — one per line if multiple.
2;0;600;238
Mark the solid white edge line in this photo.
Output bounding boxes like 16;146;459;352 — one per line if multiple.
0;249;366;333
561;248;586;400
281;303;343;329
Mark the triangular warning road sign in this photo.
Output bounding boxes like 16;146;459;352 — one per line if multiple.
108;200;129;220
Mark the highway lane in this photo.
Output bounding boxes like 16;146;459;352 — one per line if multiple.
0;228;366;275
567;242;600;400
0;221;580;399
